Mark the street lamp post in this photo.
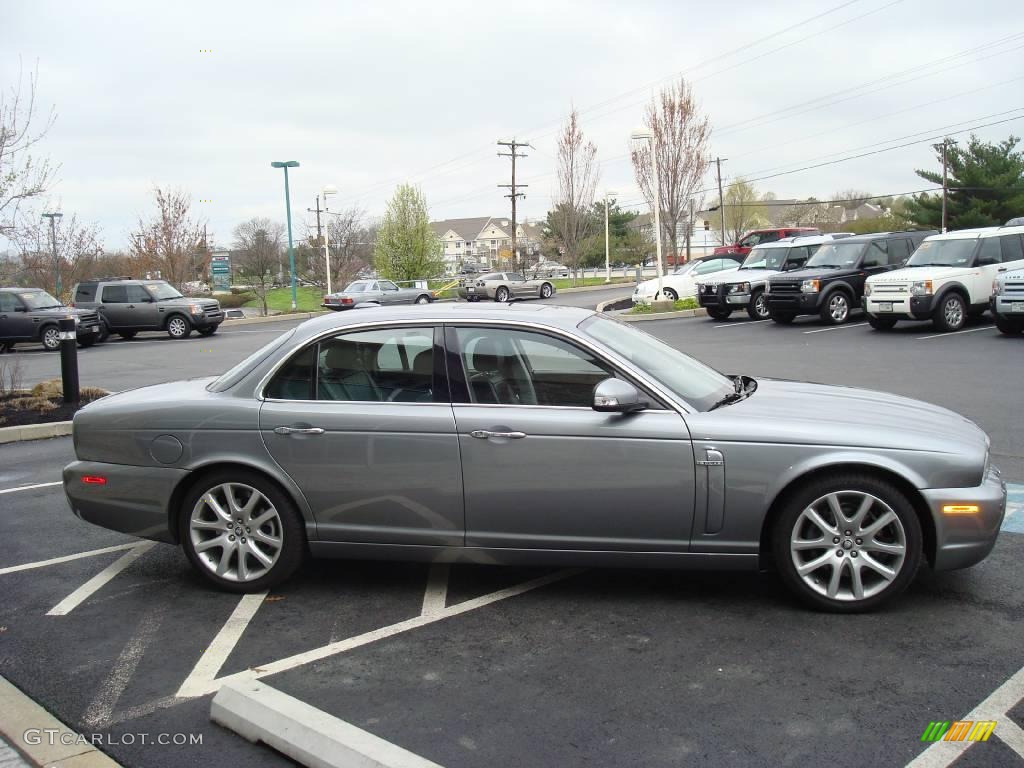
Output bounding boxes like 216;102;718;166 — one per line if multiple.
41;212;64;296
630;130;664;299
603;190;618;284
322;185;337;295
270;161;300;310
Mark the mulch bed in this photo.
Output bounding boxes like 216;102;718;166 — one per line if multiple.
0;394;102;428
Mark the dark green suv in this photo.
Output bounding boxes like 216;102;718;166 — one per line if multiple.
72;279;223;340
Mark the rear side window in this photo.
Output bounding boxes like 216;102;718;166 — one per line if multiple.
75;283;97;302
126;285;151;302
0;293;19;312
784;246;809;268
862;241;888;268
264;345;315;400
976;238;1002;266
887;239;910;265
1000;234;1024;263
101;285;127;303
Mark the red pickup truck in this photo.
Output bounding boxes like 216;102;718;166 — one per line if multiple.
713;227;820;257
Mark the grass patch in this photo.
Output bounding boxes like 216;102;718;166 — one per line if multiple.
243;286;325;313
548;276;633;290
630;297;700;314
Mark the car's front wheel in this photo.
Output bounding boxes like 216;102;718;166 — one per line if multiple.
167;315;192;339
770;310;796;324
747;289;770;320
197;325;218;337
821;291;851;325
933;293;966;332
773;473;921;612
868;315;898;331
180;470;306;592
705;307;731;320
994;315;1023;335
41;326;61;351
118;331;137;340
414;294;432;304
661;287;679;302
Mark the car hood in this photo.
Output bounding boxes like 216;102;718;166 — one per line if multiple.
701;267;778;285
772;266;857;281
686;378;988;459
32;306;97;318
869;266;974;283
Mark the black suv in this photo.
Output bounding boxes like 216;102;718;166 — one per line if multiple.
0;287;103;352
72;278;223;340
765;231;936;325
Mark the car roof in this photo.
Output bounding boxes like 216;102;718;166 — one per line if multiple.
0;286;44;293
755;234;839;248
984;224;1024;238
923;227;1000;242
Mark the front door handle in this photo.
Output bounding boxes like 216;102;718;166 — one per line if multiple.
998;267;1007;272
470;429;526;440
274;426;325;435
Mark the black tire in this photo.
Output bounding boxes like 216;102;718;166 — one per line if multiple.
40;325;61;352
197;326;218;337
414;294;432;305
932;292;966;332
96;324;110;343
118;331;137;340
772;472;922;613
770;310;796;324
705;307;732;321
540;282;554;299
747;289;770;320
179;469;307;593
166;315;192;339
495;286;510;303
662;287;679;302
994;315;1023;335
77;337;96;348
819;291;852;325
868;315;898;331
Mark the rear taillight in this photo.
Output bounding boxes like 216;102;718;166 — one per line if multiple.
81;475;107;485
341;297;354;305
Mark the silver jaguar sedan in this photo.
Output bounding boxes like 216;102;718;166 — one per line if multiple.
63;304;1006;612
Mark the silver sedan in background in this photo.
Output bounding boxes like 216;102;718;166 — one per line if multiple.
457;271;556;302
323;279;434;310
63;304;1005;612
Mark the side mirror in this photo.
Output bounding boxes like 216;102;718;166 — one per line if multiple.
593;378;647;414
900;258;909;267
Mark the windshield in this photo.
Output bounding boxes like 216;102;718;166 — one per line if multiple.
344;281;372;292
739;246;787;271
145;282;184;301
806;242;865;268
18;291;63;309
907;238;978;267
671;261;699;276
579;315;734;412
208;329;297;392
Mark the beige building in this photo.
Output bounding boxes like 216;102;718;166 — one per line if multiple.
430;216;545;268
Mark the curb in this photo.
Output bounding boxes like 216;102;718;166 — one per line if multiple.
211;680;443;768
0;675;123;767
620;308;709;322
556;281;635;294
0;421;73;446
225;311;329;327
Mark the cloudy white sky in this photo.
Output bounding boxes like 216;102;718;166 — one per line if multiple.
2;0;1022;250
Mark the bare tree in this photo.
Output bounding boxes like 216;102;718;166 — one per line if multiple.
233;218;284;316
548;109;599;284
1;62;57;231
128;187;205;287
833;188;873;210
302;206;374;289
631;78;711;263
9;208;102;296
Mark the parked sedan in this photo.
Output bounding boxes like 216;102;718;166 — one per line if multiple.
632;256;742;304
322;279;433;310
457;271;556;302
531;262;570;278
64;304;1005;612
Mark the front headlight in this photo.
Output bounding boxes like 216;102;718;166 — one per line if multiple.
864;283;873;296
910;280;933;296
189;303;203;314
728;282;750;294
801;279;820;293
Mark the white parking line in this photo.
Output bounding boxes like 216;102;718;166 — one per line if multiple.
916;326;993;340
803;322;868;334
0;481;61;496
714;320;772;328
175;593;267;698
46;542;155;615
0;542;140;576
907;663;1024;766
420;563;449;616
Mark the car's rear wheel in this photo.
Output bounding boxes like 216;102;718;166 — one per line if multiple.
868;315;898;331
933;293;966;332
747;289;770;320
180;470;306;592
167;315;192;339
495;286;510;302
773;473;921;612
820;292;851;325
41;326;61;351
705;307;731;320
540;282;554;299
661;287;679;302
994;315;1023;335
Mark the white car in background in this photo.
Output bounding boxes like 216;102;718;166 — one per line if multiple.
632;256;742;303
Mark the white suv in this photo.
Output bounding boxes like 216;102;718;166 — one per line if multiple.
864;225;1024;332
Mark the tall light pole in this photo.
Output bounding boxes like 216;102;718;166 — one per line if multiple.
322;185;337;295
271;161;300;310
41;212;63;296
603;190;618;284
630;129;664;299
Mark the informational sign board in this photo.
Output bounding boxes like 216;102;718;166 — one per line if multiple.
210;255;231;293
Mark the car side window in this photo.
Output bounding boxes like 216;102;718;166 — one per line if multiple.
75;283;96;302
862;241;888;268
507;273;524;282
784;247;808;269
694;259;723;275
1000;234;1024;263
126;285;151;302
976;238;1002;266
101;285;127;303
738;233;760;248
318;328;434;403
887;239;910;265
455;327;615;408
264;345;316;400
758;231;781;245
0;293;19;312
379;281;399;291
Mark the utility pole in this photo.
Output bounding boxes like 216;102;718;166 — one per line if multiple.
715;157;727;245
941;138;949;234
41;212;63;296
498;139;528;271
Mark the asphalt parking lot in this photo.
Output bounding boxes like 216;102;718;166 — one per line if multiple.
2;304;1023;767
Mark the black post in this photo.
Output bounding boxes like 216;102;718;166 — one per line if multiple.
59;317;79;404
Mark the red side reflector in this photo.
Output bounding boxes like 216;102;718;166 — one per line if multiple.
81;476;107;485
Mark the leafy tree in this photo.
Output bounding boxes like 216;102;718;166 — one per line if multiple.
373;184;444;281
723;178;769;243
904;135;1024;229
128;187;205;287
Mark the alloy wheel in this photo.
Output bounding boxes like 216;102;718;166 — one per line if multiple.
789;490;907;601
168;317;188;338
829;294;849;323
943;297;964;329
189;483;284;583
496;287;509;302
541;283;553;298
752;292;769;319
42;327;61;351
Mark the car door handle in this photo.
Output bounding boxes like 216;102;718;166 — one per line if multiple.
274;426;325;435
470;429;526;440
998;267;1007;272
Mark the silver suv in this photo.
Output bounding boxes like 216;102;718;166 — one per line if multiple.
72;278;224;340
992;266;1024;335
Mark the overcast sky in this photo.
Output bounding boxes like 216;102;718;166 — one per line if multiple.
2;0;1022;251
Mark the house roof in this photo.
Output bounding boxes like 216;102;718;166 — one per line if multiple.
430;217;492;242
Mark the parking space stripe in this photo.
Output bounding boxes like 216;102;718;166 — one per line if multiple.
916;326;993;340
420;563;449;616
46;543;155;616
0;543;140;576
803;322;868;334
0;481;61;496
175;593;267;699
713;320;772;328
182;568;583;699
